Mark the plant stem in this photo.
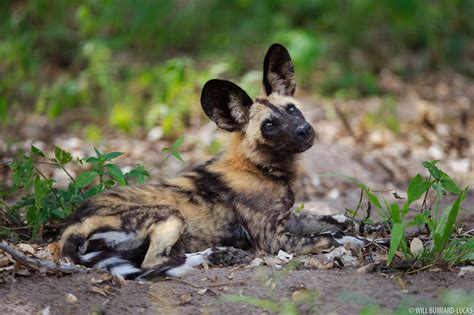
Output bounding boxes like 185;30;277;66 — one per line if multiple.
32;166;66;212
59;165;85;199
351;188;364;221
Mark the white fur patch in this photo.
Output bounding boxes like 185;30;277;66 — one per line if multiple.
110;263;141;276
164;264;193;278
164;248;216;277
96;256;127;269
89;231;135;244
331;214;349;224
184;253;207;267
80;251;101;262
335;235;366;247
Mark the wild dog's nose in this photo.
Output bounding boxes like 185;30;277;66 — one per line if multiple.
296;123;311;138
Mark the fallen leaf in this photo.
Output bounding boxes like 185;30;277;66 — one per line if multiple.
100;273;113;282
356;263;379;274
197;288;208;295
304;257;335;270
47;243;61;262
112;274;125;287
65;293;78;304
324;246;358;267
249;257;264;267
17;244;35;255
90;278;104;284
410;237;424;257
15;268;31;276
263;256;282;269
178;293;192;305
89;286;108;297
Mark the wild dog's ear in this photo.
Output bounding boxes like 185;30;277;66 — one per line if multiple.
201;79;253;132
263;43;296;96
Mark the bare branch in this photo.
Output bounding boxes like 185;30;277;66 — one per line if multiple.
0;242;85;274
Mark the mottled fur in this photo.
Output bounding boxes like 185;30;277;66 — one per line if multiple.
60;44;364;279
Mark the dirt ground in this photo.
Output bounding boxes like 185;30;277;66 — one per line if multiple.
1;267;473;315
1;72;473;314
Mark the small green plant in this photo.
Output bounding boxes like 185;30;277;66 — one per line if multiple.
1;145;156;239
333;160;472;268
385;160;470;267
294;203;305;214
161;136;185;164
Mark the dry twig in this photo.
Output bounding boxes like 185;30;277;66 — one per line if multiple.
0;241;84;274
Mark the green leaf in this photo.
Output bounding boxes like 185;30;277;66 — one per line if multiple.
365;190;382;210
0;96;7;123
102;151;124;161
103;179;115;189
422;160;461;194
31;145;45;157
105;164;126;186
433;232;443;253
171;151;184;163
387;223;404;266
406;174;430;205
440;188;467;251
85;157;100;164
407;211;430;227
11;156;33;187
50;208;67;219
34;176;46;209
94;147;102;157
171;136;184;149
75;170;98;189
125;164;150;184
390;202;401;223
26;206;37;226
84;184;105;198
32;207;49;239
295;203;305;214
54;146;72;165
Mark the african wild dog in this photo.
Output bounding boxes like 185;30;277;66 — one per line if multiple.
60;44;365;280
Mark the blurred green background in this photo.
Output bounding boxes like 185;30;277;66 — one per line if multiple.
1;0;473;137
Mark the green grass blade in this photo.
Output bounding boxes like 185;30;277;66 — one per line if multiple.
387;223;404;266
440;188;467;250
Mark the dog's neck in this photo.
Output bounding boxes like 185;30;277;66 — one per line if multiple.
221;133;298;181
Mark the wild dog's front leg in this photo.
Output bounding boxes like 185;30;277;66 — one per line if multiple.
285;211;354;235
141;214;186;269
257;212;366;255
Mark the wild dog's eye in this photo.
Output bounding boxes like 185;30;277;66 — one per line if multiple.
287;104;296;113
262;119;274;131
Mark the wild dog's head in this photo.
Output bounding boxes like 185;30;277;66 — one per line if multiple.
201;44;315;169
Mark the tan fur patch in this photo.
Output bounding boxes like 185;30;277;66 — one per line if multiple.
141;216;185;268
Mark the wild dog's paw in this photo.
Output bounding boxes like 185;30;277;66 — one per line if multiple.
207;247;255;266
287;212;355;235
